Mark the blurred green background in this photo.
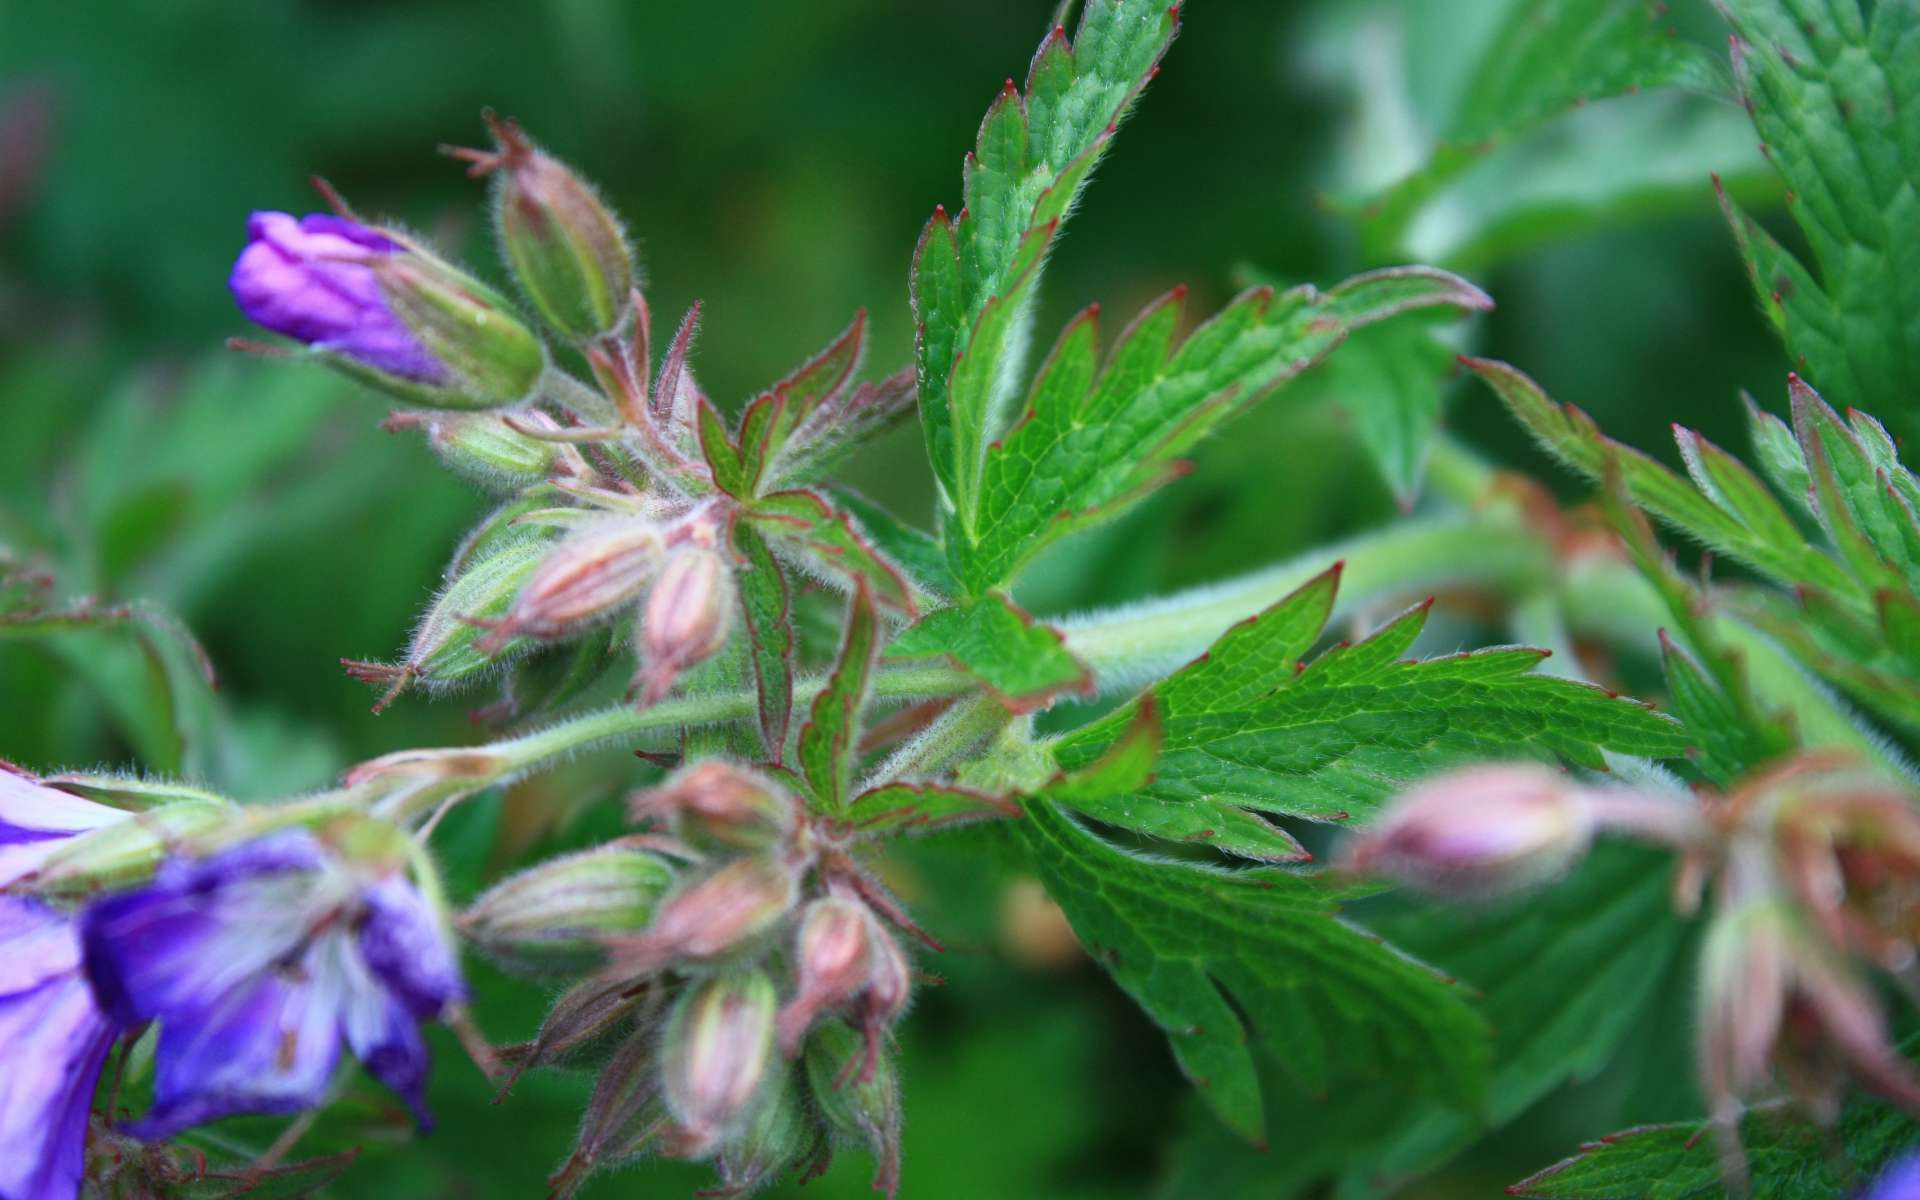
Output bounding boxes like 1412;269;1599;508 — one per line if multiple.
0;1;1800;1195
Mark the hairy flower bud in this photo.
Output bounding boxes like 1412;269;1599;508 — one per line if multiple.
232;211;545;409
25;797;232;897
391;408;561;492
777;898;874;1056
803;1020;902;1199
610;855;799;977
480;520;663;651
455;113;635;341
662;970;779;1155
1340;764;1594;898
713;1067;813;1196
548;1028;669;1200
633;761;793;853
634;549;736;706
355;538;551;708
464;842;677;976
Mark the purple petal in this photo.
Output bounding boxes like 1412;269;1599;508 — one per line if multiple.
358;874;466;1019
83;831;327;1024
0;901;117;1200
0;895;86;994
229;211;446;383
0;773;125;888
124;962;344;1139
1865;1153;1920;1200
338;965;433;1128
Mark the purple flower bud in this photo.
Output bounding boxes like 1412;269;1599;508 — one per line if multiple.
81;829;466;1138
231;212;449;383
632;761;793;854
0;895;118;1200
661;970;777;1155
231;212;546;410
1340;764;1594;898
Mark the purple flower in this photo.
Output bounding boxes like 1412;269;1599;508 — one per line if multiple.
0;895;118;1200
0;769;126;888
82;830;465;1138
230;212;448;383
1865;1153;1920;1200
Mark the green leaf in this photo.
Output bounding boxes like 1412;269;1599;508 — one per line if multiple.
731;520;794;762
914;0;1181;514
695;397;750;498
1345;0;1716;261
743;489;918;616
825;487;958;599
1720;0;1920;434
841;780;1019;837
1511;1036;1920;1197
884;592;1090;712
732;310;866;494
961;268;1491;592
1469;356;1854;595
1053;571;1689;840
796;583;879;813
1018;797;1489;1145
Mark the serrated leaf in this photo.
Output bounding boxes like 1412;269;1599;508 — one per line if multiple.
914;0;1181;512
884;592;1090;713
961;268;1491;592
744;489;918;616
733;310;866;493
1511;1035;1920;1197
731;520;794;762
825;487;958;599
1742;392;1815;519
1470;356;1854;595
797;583;879;813
695;397;750;498
842;780;1019;837
1054;579;1690;837
1721;0;1920;433
1791;376;1919;593
1347;0;1716;260
1018;797;1489;1145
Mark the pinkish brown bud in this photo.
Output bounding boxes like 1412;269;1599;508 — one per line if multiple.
1772;777;1920;969
609;855;798;977
661;970;778;1155
776;898;874;1056
633;548;735;706
1341;764;1593;898
632;761;793;853
478;519;662;651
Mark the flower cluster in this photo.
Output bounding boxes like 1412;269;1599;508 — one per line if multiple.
1345;757;1920;1189
470;759;915;1197
239;112;916;725
0;765;465;1200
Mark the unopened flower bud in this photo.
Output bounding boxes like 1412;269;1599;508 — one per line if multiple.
777;898;874;1056
1341;764;1593;898
610;856;799;977
454;113;635;341
464;842;677;976
12;793;232;897
231;211;545;409
549;1030;669;1200
480;520;663;651
803;1020;902;1199
713;1067;812;1196
344;537;549;710
392;408;560;492
633;761;793;853
634;549;735;706
662;970;779;1154
343;746;507;823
